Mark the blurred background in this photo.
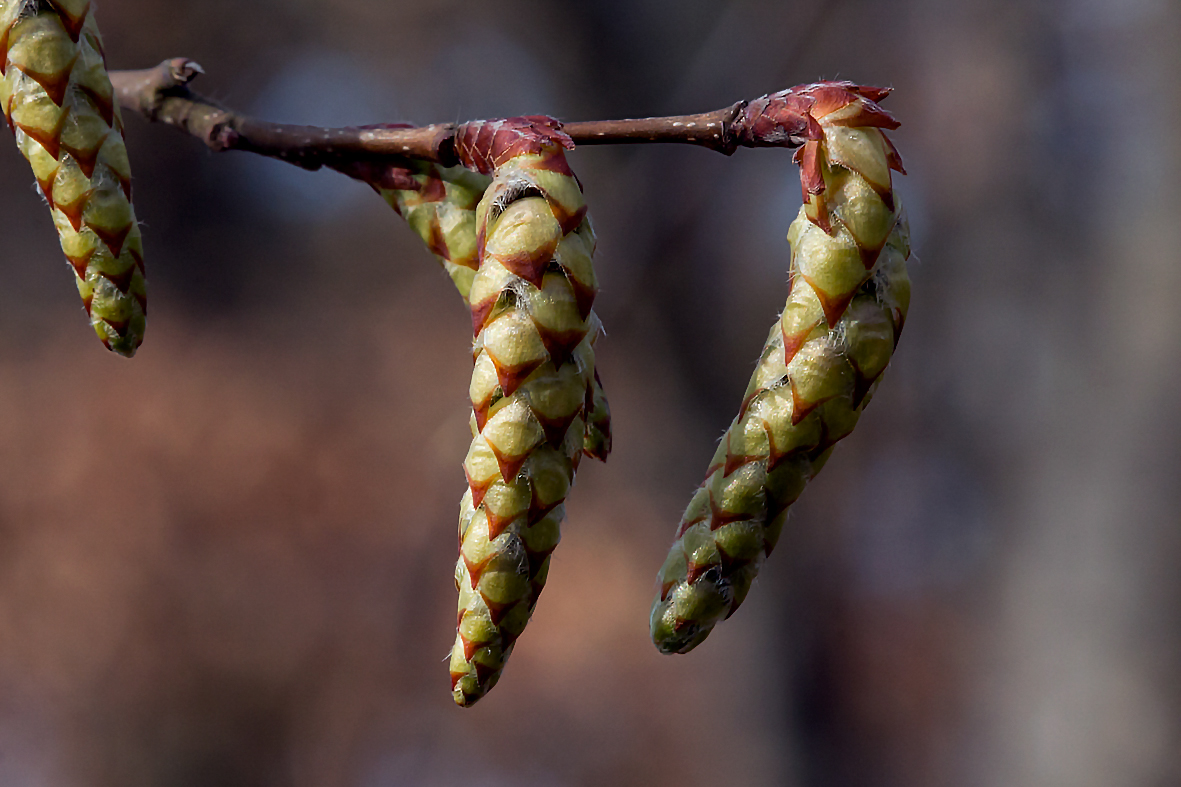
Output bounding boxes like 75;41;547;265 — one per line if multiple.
0;0;1178;785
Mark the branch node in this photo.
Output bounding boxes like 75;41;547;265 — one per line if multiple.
166;58;204;87
719;100;749;156
209;120;239;152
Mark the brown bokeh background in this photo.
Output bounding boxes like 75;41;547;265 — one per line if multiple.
1;1;1179;785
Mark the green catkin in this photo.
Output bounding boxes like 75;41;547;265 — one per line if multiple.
447;118;600;705
378;160;489;299
651;83;911;654
0;0;147;355
375;159;612;461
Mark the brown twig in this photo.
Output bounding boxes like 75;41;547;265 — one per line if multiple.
109;58;449;171
110;58;767;172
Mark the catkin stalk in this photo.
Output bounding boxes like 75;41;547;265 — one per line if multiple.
651;83;911;654
1;0;146;355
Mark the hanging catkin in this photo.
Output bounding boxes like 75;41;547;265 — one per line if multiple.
371;157;612;461
1;0;147;355
443;116;601;705
651;83;911;654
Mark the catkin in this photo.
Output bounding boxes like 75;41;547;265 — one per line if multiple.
446;117;600;705
375;159;612;461
0;0;146;355
378;160;489;299
651;83;910;654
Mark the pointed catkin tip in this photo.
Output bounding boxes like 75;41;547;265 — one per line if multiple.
452;686;479;707
650;597;710;655
107;341;139;359
450;658;499;708
95;321;143;357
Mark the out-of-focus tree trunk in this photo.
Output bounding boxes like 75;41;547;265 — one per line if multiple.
975;3;1181;785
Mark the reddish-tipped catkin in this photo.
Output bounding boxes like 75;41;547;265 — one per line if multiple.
1;0;147;355
377;159;490;299
651;83;911;654
445;117;601;706
372;157;612;461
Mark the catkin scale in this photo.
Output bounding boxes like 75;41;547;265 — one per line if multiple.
447;119;600;705
650;83;910;654
1;0;146;355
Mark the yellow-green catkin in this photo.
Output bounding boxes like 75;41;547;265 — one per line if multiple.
378;160;489;299
377;159;612;461
651;83;911;654
1;0;146;355
448;120;601;705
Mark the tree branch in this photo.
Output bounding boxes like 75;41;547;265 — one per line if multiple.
110;59;768;173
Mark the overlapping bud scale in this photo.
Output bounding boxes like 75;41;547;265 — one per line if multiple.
375;159;488;299
373;159;612;461
1;0;146;355
443;117;601;706
651;83;911;654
